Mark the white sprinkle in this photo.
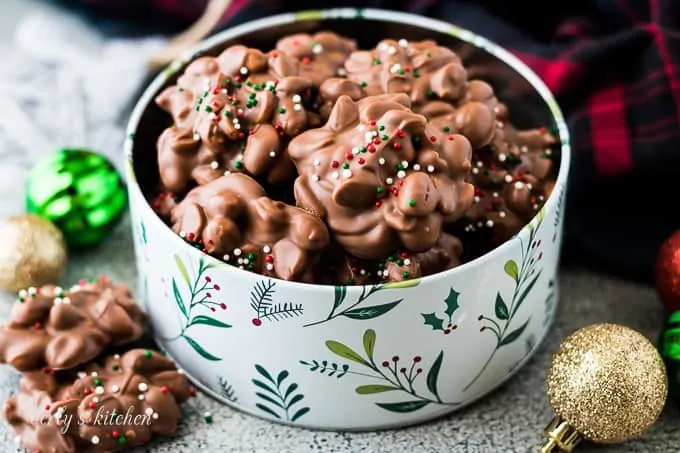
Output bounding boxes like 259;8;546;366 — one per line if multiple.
401;160;409;169
358;124;366;131
239;66;248;75
266;81;275;88
292;94;302;103
398;39;409;47
477;221;484;228
138;394;145;401
237;258;244;265
533;204;539;210
343;169;353;178
504;174;513;183
360;269;366;275
221;88;228;94
378;158;386;165
351;147;360;155
527;183;533;190
545;149;552;156
390;63;401;74
55;407;65;419
427;165;435;173
312;174;320;182
293;104;302;111
208;112;217;121
179;231;186;238
62;296;71;304
313;159;321;166
210;161;219;169
243;258;250;265
492;192;499;198
192;132;200;141
152;413;159;420
387;46;397;55
498;153;507;162
404;259;411;266
312;44;323;54
223;254;230;261
473;196;480;203
145;408;154;416
364;132;374;142
14;436;21;444
372;130;379;137
269;151;276;158
499;211;507;218
233;248;242;256
91;372;98;377
521;146;529;153
54;297;63;304
266;263;274;271
385;177;394;185
337;68;347;76
92;397;100;403
332;171;340;179
95;386;105;395
413;164;421;171
486;220;494;228
18;289;27;298
514;181;525;190
263;245;271;253
237;108;244;115
203;77;211;87
397;170;406;178
476;161;483;168
77;372;86;379
112;385;120;393
493;106;500;114
378;42;388;51
234;123;241;130
138;382;149;392
472;168;479;175
496;121;504;129
224;170;231;176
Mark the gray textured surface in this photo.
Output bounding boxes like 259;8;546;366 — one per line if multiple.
1;1;679;452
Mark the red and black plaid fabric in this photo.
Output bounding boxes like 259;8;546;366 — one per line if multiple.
63;0;680;281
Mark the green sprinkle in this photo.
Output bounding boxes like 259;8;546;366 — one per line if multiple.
398;69;405;75
373;59;381;65
234;82;242;88
378;262;385;269
178;88;184;92
224;110;231;117
397;259;404;266
376;187;383;193
360;81;367;87
247;253;255;260
204;413;214;424
397;163;404;170
248;263;255;270
111;364;120;371
443;126;450;132
378;125;385;131
310;41;318;48
197;97;204;104
234;161;243;169
195;106;200;111
413;71;420;78
231;100;238;106
402;271;410;278
204;106;213;112
118;436;127;445
94;379;102;386
381;134;388;140
359;146;367;153
342;163;349;169
225;78;232;85
388;256;395;262
144;350;152;358
426;52;432;57
427;89;435;98
408;199;416;207
249;93;256;99
279;107;286;114
245;81;252;87
246;101;253;108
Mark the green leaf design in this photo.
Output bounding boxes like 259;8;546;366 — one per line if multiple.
182;335;221;361
443;288;460;318
355;384;399;394
504;260;519;281
422;312;444;331
189;315;232;328
383;278;421;289
252;379;278;396
291;407;310;422
172;278;188;320
255;403;281;419
363;329;376;360
287;394;304;407
513;271;542;317
174;254;191;287
283;383;298;400
494;293;509;320
375;400;430;413
255;392;284;409
333;286;347;309
426;351;444;399
255;364;276;384
500;318;531;346
325;341;369;366
277;370;289;387
342;300;402;320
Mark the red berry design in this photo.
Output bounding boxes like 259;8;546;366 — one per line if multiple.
252;318;262;326
413;356;422;363
213;284;221;291
220;303;227;310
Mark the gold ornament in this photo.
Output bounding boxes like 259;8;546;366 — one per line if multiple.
541;323;667;452
0;214;67;293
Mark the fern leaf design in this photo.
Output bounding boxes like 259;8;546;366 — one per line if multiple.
250;280;276;317
260;302;304;321
299;359;350;378
218;376;238;403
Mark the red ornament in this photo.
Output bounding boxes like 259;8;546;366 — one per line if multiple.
656;230;680;312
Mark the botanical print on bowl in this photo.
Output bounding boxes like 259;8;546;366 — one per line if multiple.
250;280;304;326
252;365;310;422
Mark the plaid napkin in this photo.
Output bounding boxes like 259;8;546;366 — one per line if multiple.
61;0;680;281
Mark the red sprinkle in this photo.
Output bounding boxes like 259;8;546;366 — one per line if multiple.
88;401;97;409
188;387;197;397
368;120;376;126
34;322;42;329
372;137;381;145
430;136;437;142
301;56;311;64
396;129;406;138
160;386;169;394
392;142;401;149
345;152;353;160
448;135;455;141
358;157;366;164
187;232;195;240
112;431;120;439
330;160;339;168
401;252;409;258
271;51;278;57
79;279;86;286
234;76;242;83
45;405;51;410
83;389;91;395
367;144;376;153
238;132;245;139
265;255;274;263
375;201;382;207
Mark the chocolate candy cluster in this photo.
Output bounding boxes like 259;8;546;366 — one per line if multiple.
0;280;193;453
152;31;559;284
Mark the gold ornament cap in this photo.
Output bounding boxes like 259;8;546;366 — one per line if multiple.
0;214;67;292
543;323;667;450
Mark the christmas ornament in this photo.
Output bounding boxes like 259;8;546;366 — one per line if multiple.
26;148;126;247
659;310;680;401
541;323;667;452
656;230;680;312
0;214;67;293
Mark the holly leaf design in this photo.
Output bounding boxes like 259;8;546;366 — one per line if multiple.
500;318;531;346
189;315;232;328
504;260;518;281
342;300;402;320
426;351;444;400
444;288;460;318
325;340;369;366
355;384;399;394
333;286;347;310
422;312;444;331
183;335;221;361
174;254;191;288
494;292;509;320
375;400;430;413
362;329;376;360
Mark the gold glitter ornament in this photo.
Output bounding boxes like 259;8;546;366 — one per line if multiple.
0;214;67;292
541;323;667;452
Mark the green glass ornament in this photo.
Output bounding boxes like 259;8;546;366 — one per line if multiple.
659;310;680;400
26;149;127;247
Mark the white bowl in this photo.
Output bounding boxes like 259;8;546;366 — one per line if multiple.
124;8;571;431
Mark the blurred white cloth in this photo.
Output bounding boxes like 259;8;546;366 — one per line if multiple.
0;9;166;215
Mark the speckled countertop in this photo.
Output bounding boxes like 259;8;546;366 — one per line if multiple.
0;1;679;452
